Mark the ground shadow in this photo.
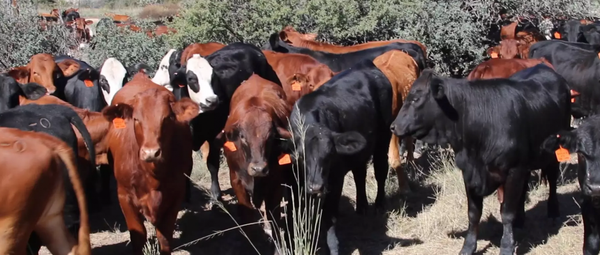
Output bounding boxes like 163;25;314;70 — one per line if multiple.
336;196;423;255
447;190;581;255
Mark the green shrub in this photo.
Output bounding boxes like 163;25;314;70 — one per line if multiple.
169;0;597;77
83;20;170;72
0;0;77;69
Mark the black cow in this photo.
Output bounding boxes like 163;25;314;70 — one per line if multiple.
281;60;393;255
0;102;95;255
54;55;106;112
389;64;570;255
529;40;600;119
0;74;25;111
264;33;427;72
175;42;283;205
556;19;600;45
542;115;600;255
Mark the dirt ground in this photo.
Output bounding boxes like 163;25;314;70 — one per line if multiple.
39;147;583;255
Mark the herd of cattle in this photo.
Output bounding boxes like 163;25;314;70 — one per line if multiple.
4;10;600;255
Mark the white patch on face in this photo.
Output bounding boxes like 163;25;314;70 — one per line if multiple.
186;54;216;113
100;58;127;105
152;49;176;88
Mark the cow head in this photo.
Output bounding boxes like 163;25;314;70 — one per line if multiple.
558;19;585;42
542;120;600;197
8;53;79;94
99;58;127;105
223;96;292;177
102;88;199;162
287;122;366;195
390;69;455;145
280;26;318;42
62;8;80;22
186;54;218;113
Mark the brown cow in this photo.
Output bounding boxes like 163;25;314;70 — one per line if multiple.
221;74;293;228
7;53;80;94
500;21;518;40
102;73;199;254
180;42;226;64
372;50;420;194
148;25;177;37
66;18;94;45
263;50;335;104
487;30;544;59
467;58;554;80
280;26;428;57
0;127;90;255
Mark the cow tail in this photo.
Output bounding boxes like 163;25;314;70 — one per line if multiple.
66;109;96;169
54;142;92;255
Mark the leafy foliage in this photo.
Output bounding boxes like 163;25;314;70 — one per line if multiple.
0;0;77;69
168;0;598;77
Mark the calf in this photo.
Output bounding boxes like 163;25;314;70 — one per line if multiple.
282;60;394;255
372;50;420;194
267;33;426;72
263;50;335;104
390;64;570;255
542;115;600;255
7;53;80;94
529;40;600;119
102;73;198;254
221;74;292;233
0;103;96;255
0;127;91;255
54;55;106;112
181;43;283;205
467;58;554;80
276;26;428;56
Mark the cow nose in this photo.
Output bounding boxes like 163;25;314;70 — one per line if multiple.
390;124;396;132
307;183;324;195
140;147;162;161
205;95;219;105
248;162;269;177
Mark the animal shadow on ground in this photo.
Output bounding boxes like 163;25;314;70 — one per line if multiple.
447;163;581;255
336;195;423;255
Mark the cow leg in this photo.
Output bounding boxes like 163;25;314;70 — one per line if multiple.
543;161;560;219
374;135;391;211
319;175;343;255
582;198;600;255
459;186;483;255
498;170;528;255
388;135;411;195
206;141;223;208
352;165;368;215
35;213;76;255
513;174;530;229
118;190;146;255
230;168;255;223
155;201;180;255
99;164;112;205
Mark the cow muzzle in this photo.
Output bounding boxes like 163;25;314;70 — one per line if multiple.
199;95;219;112
248;162;269;177
307;182;325;197
140;146;162;162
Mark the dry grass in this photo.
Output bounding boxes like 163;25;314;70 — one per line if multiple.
38;146;583;255
138;4;179;20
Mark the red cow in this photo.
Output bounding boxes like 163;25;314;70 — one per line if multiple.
101;73;199;254
8;53;80;94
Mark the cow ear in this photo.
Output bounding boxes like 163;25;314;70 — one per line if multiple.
303;33;318;41
279;31;290;43
276;126;292;140
332;131;367;155
102;103;133;121
20;83;48;100
172;97;199;123
429;77;446;100
57;59;80;77
7;66;29;83
486;46;499;58
86;20;94;25
542;130;579;153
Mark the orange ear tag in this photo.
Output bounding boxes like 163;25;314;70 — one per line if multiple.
490;52;499;58
571;98;576;103
113;117;126;129
84;80;94;87
597;52;600;59
278;154;291;165
555;145;570;162
224;141;237;152
554;32;561;39
291;81;302;91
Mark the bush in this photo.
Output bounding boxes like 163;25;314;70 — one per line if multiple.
0;0;77;70
83;20;170;72
169;0;598;77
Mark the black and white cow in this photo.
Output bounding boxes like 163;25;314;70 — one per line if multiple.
390;64;570;255
98;57;151;105
152;48;188;100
